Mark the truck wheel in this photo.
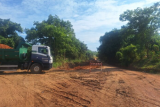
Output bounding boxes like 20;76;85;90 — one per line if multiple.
30;63;42;74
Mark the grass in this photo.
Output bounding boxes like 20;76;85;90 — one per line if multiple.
53;59;87;68
131;58;160;74
53;62;63;68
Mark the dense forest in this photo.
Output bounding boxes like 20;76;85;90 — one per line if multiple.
98;2;160;69
0;15;95;66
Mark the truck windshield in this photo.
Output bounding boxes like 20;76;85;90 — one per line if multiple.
38;47;48;55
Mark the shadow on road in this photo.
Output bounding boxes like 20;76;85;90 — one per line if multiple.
0;71;46;75
0;66;126;75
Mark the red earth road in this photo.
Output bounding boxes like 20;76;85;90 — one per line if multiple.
0;65;160;107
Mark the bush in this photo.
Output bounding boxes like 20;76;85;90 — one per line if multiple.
119;44;138;66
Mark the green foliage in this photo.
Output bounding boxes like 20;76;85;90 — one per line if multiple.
153;44;159;53
120;2;160;58
25;15;93;63
53;58;86;68
0;35;14;48
0;18;23;38
116;51;123;61
119;44;138;66
98;29;123;63
0;18;24;48
98;2;160;67
11;34;25;48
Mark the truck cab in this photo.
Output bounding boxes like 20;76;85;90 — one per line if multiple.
30;45;53;71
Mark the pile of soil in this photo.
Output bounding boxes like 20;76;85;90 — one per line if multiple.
62;61;100;70
73;65;100;70
0;44;13;49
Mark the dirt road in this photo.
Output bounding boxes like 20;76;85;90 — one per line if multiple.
0;65;160;107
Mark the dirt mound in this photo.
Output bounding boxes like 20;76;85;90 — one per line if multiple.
73;65;100;70
62;61;102;70
0;44;13;49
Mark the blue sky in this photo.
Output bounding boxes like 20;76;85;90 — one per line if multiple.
0;0;159;51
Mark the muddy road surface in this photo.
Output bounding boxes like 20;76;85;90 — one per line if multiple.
0;65;160;107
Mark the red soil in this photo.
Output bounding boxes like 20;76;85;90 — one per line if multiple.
0;44;13;49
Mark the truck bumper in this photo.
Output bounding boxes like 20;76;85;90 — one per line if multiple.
43;63;52;70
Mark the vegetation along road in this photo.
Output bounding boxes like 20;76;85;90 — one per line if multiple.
0;65;160;107
0;2;160;107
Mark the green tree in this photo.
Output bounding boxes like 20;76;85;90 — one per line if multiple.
117;44;138;66
120;2;160;58
0;18;23;38
98;29;123;63
0;18;24;48
98;2;160;66
25;15;91;61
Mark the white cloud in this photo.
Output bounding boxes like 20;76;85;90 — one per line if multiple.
71;0;144;34
77;31;103;43
145;0;160;4
0;0;159;51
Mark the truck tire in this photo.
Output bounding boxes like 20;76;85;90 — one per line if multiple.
30;63;42;74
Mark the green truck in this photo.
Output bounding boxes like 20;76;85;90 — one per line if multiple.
0;42;53;73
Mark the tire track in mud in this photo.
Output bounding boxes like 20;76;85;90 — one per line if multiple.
118;71;160;107
94;70;160;107
2;74;64;107
68;71;110;106
34;80;91;107
0;75;13;84
0;71;91;107
1;66;160;107
41;80;88;107
136;79;160;106
110;72;138;107
0;74;55;107
69;71;108;93
0;75;32;107
115;85;160;107
126;71;160;102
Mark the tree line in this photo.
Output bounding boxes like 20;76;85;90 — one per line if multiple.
0;15;95;62
98;2;160;66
